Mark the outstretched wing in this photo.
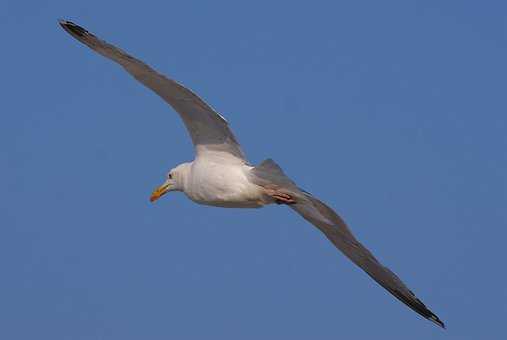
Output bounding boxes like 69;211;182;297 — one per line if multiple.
291;194;445;328
250;159;445;328
60;20;246;163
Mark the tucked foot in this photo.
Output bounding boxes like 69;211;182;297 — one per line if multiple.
265;189;297;205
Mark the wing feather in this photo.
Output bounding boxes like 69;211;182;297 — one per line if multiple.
291;194;445;328
249;159;445;328
59;20;246;162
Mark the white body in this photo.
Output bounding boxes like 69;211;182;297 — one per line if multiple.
183;157;268;208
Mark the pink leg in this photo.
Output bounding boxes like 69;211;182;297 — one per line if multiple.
265;189;297;205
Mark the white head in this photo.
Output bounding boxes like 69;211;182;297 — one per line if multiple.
150;162;191;202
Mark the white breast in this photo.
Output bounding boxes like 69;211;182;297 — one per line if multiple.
183;159;265;208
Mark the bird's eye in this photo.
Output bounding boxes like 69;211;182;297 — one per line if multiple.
168;173;173;179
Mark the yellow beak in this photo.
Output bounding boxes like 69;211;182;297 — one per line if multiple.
150;183;170;202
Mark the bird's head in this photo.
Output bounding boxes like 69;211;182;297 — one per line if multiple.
150;163;190;202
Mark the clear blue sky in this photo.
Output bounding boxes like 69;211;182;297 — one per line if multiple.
2;1;506;339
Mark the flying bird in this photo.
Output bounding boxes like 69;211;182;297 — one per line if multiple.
59;20;445;328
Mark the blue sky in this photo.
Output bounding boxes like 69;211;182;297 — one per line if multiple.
2;0;506;339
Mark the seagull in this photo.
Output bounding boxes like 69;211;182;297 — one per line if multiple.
59;20;445;328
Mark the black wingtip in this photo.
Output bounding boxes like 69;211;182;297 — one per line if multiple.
58;19;91;38
428;314;446;329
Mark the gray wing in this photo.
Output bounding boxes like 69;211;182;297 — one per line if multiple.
59;20;246;163
291;195;445;328
250;159;445;328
